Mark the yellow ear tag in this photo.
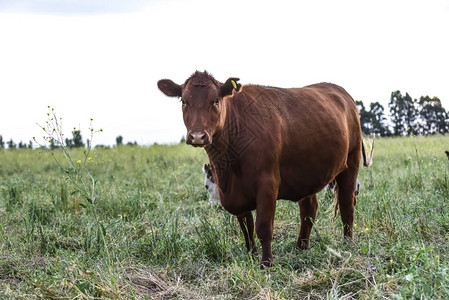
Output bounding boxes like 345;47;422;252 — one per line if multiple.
231;80;237;90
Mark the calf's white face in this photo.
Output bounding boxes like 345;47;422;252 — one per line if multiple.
202;164;220;205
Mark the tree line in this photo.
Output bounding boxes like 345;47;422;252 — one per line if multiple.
0;135;33;149
0;130;86;150
357;90;448;136
1;90;447;149
0;132;138;149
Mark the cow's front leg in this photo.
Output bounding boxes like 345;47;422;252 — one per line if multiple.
255;180;278;268
237;211;257;254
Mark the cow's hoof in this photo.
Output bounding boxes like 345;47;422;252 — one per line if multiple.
260;260;274;269
297;240;310;250
250;247;258;256
343;236;354;244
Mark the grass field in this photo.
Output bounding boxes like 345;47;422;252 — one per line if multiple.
1;135;449;299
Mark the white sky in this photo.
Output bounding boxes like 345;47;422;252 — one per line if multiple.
1;0;448;146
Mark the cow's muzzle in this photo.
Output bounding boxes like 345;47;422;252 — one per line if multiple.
186;131;210;147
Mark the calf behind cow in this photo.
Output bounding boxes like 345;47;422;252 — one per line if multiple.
158;71;373;267
203;163;220;205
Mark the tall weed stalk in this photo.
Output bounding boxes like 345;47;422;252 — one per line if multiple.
35;107;119;296
35;107;100;206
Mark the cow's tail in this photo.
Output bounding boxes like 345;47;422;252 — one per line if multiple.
362;135;375;167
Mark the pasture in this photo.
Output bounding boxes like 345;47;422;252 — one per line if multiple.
1;135;448;299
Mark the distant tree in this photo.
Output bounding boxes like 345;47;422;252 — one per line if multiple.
369;102;390;136
403;93;419;136
64;138;71;148
7;139;16;149
388;91;419;136
389;91;405;136
116;135;123;147
418;96;449;134
18;141;27;149
28;140;33;149
180;135;186;144
0;135;4;148
72;130;84;148
436;108;449;134
127;141;138;146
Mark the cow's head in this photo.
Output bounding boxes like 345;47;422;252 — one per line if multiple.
158;71;241;147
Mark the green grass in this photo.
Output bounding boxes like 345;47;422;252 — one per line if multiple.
1;136;449;299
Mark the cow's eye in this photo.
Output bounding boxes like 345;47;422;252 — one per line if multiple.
214;99;220;106
180;99;186;106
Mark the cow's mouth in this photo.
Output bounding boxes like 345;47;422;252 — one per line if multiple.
190;143;206;148
186;140;209;148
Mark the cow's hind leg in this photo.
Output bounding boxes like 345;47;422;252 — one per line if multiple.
237;211;257;254
335;151;360;239
297;194;318;249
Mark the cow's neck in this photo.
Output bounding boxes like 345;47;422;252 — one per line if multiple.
205;100;238;161
204;96;245;191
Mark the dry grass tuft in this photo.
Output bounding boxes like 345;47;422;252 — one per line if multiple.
127;267;202;299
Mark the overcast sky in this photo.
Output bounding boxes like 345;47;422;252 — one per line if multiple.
1;0;448;146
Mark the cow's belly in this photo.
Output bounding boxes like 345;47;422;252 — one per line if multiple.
277;149;348;200
277;176;330;200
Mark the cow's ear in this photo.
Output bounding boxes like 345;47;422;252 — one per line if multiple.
221;77;241;97
157;79;183;97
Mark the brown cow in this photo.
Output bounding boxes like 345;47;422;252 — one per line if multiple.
158;71;373;267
